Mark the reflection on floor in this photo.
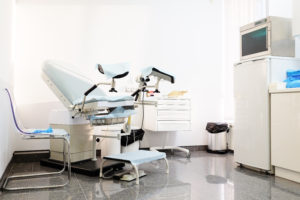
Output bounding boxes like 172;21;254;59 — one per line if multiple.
1;151;300;200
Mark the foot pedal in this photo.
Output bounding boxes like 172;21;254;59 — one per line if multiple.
120;170;146;182
113;170;131;180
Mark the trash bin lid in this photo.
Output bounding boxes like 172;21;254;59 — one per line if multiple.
206;122;229;133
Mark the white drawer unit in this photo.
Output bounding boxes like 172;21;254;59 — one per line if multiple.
131;97;192;158
140;98;191;132
157;121;191;131
270;88;300;183
157;110;191;121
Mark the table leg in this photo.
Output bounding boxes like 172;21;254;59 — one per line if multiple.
163;157;169;174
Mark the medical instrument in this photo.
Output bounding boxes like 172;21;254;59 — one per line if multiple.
131;67;191;158
100;150;169;185
131;67;175;101
240;16;294;60
3;89;71;191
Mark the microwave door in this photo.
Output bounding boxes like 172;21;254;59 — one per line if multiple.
241;24;271;60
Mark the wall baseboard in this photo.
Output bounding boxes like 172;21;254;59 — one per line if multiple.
0;156;13;191
140;145;208;152
181;145;208;151
13;150;50;163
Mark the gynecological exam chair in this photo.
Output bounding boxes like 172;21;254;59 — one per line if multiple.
42;61;169;184
41;61;136;174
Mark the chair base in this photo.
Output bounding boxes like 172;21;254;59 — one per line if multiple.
40;158;125;177
2;137;71;191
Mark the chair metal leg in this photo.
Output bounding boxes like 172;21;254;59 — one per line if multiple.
163;157;169;174
3;137;71;191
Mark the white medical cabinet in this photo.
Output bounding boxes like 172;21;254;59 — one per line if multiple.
270;88;300;183
233;56;300;172
132;97;192;157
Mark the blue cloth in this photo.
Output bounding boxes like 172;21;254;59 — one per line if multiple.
89;107;136;120
32;127;53;134
103;150;166;165
285;70;300;82
286;80;300;88
284;69;300;88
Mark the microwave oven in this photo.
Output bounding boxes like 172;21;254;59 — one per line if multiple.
240;16;295;60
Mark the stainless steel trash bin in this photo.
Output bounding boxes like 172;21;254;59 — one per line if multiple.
206;122;229;154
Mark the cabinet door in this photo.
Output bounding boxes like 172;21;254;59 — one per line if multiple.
233;59;270;170
271;92;300;172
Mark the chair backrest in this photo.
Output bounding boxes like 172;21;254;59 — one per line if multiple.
5;88;31;135
42;61;106;107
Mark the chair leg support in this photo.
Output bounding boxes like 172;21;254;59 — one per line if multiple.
163;157;169;174
2;137;71;191
67;138;71;181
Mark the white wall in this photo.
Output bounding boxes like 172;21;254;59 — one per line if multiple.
293;0;300;58
293;0;300;37
14;0;224;149
0;0;15;178
268;0;293;18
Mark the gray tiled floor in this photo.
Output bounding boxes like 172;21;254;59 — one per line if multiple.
1;151;300;200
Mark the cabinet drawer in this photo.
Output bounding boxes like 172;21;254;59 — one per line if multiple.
157;104;190;110
157;110;190;120
157;121;191;131
157;99;190;106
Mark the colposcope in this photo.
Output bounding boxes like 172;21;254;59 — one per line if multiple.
131;67;175;101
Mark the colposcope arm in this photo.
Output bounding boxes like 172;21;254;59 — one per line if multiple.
131;89;141;101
